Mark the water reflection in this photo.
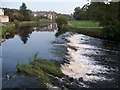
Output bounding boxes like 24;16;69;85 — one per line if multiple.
2;23;57;44
2;23;58;88
18;27;32;44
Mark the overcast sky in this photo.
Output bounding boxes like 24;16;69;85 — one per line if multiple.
0;0;89;14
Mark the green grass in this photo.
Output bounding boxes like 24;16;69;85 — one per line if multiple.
16;54;63;84
56;20;104;40
69;20;102;29
17;63;51;83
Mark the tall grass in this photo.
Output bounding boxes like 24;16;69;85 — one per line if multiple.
16;54;63;84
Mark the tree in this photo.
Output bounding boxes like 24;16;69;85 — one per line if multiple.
19;3;32;21
55;15;68;29
73;7;82;20
73;4;89;20
19;3;27;16
4;8;24;22
12;12;24;21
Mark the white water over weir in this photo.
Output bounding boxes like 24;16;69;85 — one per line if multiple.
61;34;110;82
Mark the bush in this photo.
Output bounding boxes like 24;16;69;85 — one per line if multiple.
56;15;68;29
14;20;19;28
2;23;15;34
103;22;120;41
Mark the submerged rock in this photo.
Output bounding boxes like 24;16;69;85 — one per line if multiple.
78;77;83;82
68;77;74;82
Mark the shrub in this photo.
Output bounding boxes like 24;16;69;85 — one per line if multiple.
103;22;120;41
56;15;68;29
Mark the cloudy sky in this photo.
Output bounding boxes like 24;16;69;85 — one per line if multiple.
0;0;89;14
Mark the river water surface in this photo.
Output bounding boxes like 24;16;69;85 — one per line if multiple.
1;24;120;89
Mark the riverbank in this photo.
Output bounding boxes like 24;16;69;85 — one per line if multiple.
67;20;119;42
58;20;104;40
2;20;54;35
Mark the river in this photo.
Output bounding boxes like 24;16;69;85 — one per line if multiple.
1;23;120;89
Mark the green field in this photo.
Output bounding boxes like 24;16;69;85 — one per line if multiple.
69;20;102;29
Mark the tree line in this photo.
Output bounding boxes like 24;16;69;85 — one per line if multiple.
3;3;33;22
73;1;120;41
73;2;119;25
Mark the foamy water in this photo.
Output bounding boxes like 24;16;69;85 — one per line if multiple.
61;34;110;81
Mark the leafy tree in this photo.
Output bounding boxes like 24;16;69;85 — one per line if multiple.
73;4;89;20
19;3;32;21
73;1;120;41
73;7;81;20
4;8;23;22
4;3;33;21
74;2;119;25
19;3;27;17
56;15;68;29
12;12;24;21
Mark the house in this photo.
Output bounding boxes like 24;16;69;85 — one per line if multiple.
0;8;9;23
32;11;57;21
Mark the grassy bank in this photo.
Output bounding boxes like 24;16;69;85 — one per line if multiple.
67;20;104;38
16;54;63;84
66;20;119;41
2;21;36;34
69;20;102;29
68;26;103;38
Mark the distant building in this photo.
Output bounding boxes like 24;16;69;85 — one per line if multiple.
0;8;9;23
32;11;57;21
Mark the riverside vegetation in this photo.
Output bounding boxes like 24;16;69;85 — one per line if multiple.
16;54;85;89
2;3;53;35
56;1;120;41
16;54;63;85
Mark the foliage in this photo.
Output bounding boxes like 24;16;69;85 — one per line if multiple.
16;54;63;84
73;1;120;41
56;15;68;29
13;20;19;28
19;3;33;21
56;20;102;37
73;2;119;26
73;5;89;20
4;8;23;22
2;23;16;34
17;62;51;83
3;3;33;22
103;22;120;41
2;21;36;35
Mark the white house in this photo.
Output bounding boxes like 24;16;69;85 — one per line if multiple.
0;8;9;23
